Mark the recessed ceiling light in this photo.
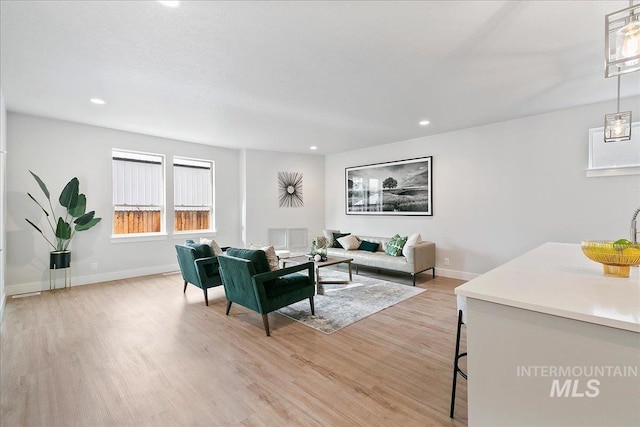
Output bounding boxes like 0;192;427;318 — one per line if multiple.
419;120;430;126
157;1;181;8
90;98;106;105
310;146;318;150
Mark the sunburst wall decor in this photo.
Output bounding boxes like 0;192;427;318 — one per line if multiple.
278;171;303;207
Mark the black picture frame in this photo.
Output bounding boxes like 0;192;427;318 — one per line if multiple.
345;156;432;216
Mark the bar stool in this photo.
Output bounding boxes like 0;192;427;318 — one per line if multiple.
450;295;467;418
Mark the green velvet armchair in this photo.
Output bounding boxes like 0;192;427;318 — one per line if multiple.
175;240;223;306
218;248;315;336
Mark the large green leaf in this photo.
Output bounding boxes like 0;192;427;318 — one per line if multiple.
27;193;50;217
74;210;94;226
75;217;101;232
55;217;72;240
59;178;79;210
29;170;50;200
69;194;86;218
26;218;56;249
25;218;44;234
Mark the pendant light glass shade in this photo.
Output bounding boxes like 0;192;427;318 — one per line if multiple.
616;19;640;66
605;2;640;77
604;111;632;142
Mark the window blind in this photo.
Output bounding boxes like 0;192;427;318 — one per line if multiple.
112;151;163;208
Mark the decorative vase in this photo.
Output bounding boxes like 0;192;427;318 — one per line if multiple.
50;250;71;269
317;244;327;260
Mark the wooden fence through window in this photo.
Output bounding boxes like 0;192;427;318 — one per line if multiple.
114;210;161;234
113;210;211;234
174;210;210;231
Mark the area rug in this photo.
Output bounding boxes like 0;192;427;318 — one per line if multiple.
276;271;425;334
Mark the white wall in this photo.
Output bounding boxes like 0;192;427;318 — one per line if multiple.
326;96;640;279
6;113;242;294
243;149;325;249
0;90;7;317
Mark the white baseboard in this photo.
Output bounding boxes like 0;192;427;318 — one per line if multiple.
4;263;479;296
6;263;180;296
435;267;479;281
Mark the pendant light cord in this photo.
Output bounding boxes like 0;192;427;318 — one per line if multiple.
617;75;621;113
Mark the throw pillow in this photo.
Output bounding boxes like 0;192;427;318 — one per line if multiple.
261;245;279;271
226;248;271;275
385;234;408;257
248;244;280;271
323;229;340;246
337;234;361;250
358;240;380;252
332;232;351;248
402;233;423;257
316;236;328;248
200;237;223;256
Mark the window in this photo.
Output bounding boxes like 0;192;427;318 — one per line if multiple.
173;157;214;232
112;150;164;235
588;123;640;177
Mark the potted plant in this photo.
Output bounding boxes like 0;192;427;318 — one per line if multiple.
25;171;102;269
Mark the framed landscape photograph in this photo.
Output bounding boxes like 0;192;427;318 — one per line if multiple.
346;156;432;216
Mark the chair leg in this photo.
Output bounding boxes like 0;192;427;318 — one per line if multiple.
262;314;270;337
203;288;208;306
226;300;232;315
450;309;464;418
432;268;435;279
309;296;315;315
183;281;188;293
412;274;416;286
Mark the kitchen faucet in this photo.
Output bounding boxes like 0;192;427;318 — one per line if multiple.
632;207;640;244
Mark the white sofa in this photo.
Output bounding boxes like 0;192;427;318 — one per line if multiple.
317;234;435;285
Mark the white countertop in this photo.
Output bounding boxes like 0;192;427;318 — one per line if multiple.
455;242;640;332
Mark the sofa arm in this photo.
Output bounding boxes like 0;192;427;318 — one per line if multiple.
405;241;436;273
253;262;315;286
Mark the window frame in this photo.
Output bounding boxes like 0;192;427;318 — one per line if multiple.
172;156;216;234
587;123;640;177
111;149;166;239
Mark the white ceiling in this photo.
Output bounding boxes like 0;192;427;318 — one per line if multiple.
1;0;638;155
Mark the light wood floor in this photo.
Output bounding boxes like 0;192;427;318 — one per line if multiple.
1;268;467;426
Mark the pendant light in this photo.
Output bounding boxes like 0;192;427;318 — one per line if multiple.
605;1;640;77
604;76;632;142
604;1;637;142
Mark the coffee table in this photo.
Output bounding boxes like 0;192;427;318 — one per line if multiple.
282;255;353;295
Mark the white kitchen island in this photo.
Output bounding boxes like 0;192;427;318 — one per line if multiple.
455;242;640;427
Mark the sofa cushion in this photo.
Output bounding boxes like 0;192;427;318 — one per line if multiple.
263;273;308;299
337;234;361;250
226;248;271;274
332;232;351;248
402;233;423;257
358;240;380;252
385;234;408;256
